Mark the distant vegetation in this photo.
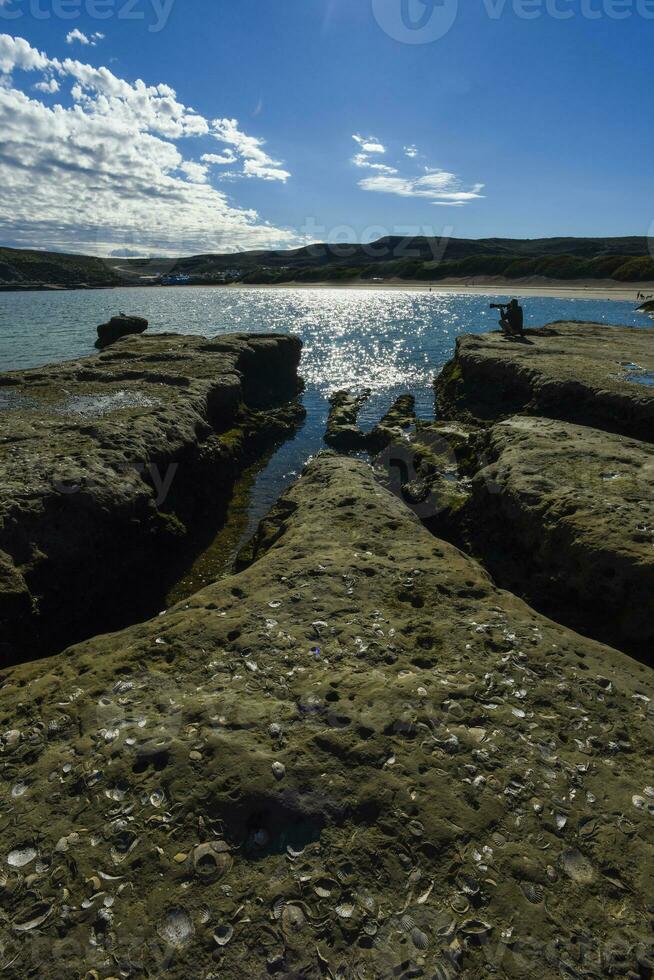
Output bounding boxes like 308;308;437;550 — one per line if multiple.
0;237;653;290
0;247;121;289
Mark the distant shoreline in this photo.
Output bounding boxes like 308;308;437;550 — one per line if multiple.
231;278;653;303
1;277;653;304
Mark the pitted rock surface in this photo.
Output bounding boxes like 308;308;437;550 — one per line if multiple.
0;456;651;979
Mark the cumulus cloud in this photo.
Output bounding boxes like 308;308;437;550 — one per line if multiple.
352;134;484;207
352;133;386;154
201;150;238;166
34;78;59;94
211;117;291;182
66;29;105;47
0;34;295;255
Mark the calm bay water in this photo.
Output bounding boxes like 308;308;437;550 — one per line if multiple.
1;285;649;591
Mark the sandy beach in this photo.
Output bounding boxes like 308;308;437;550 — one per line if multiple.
233;277;654;303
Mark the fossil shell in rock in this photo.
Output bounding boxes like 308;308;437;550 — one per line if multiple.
192;841;232;880
214;923;234;946
560;848;594;884
281;904;306;936
158;908;194;948
13;902;52;932
7;847;37;868
412;927;430;950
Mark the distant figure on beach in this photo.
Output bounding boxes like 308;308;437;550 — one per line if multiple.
491;299;524;337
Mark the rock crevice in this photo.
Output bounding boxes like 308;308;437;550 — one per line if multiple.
0;332;304;662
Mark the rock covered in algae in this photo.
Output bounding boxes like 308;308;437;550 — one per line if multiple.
0;455;651;978
0;331;304;662
435;321;654;441
464;415;654;661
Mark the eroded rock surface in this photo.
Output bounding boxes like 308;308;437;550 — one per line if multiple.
326;390;416;453
436;322;654;441
0;456;651;979
0;332;304;662
463;416;654;661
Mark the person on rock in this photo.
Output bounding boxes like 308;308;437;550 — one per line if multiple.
492;298;525;337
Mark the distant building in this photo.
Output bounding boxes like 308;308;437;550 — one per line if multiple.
161;274;192;285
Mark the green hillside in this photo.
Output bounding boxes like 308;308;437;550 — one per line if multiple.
0;237;652;289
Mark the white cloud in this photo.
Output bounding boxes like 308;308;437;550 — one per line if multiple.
202;150;237;166
211;117;290;182
359;172;485;205
353;136;484;207
66;29;105;47
0;34;296;255
353;133;386;154
352;151;397;175
351;135;398;176
34;78;59;94
0;34;49;73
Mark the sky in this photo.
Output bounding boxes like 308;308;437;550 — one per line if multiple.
0;0;652;256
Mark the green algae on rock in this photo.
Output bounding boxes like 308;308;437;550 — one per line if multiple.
461;415;654;661
0;456;651;978
435;322;654;441
0;332;304;663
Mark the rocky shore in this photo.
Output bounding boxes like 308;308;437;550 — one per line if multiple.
0;453;652;979
0;333;304;662
435;322;654;441
0;322;652;979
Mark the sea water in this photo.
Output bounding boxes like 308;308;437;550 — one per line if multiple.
0;286;649;591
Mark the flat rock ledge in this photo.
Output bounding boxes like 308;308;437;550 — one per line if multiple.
0;332;304;662
466;416;654;661
435;322;654;442
0;456;651;979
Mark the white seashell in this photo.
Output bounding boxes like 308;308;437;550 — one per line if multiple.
214;923;234;946
12;903;52;932
150;789;165;808
7;847;37;868
313;878;335;898
271;761;286;781
11;782;27;798
335;903;355;919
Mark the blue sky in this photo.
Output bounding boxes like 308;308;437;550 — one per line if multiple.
0;0;652;254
